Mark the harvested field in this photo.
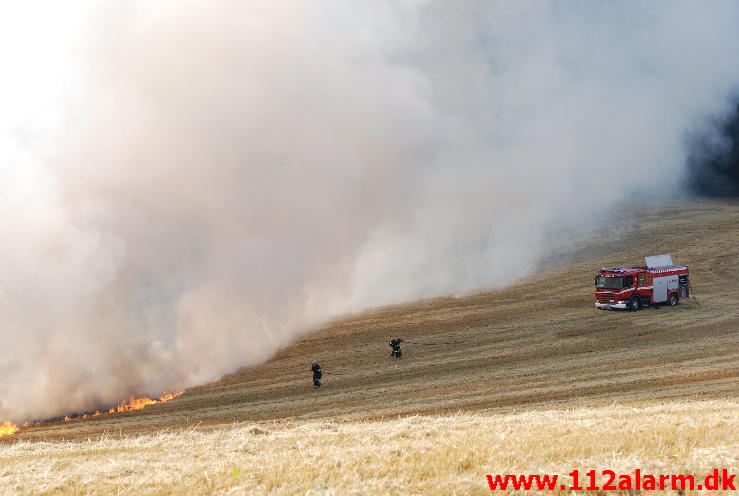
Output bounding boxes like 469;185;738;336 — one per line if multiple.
9;201;738;441
1;201;738;495
1;400;737;495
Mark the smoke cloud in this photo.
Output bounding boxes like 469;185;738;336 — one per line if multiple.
3;0;739;422
686;101;739;196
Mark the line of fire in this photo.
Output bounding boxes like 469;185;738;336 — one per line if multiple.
0;392;183;439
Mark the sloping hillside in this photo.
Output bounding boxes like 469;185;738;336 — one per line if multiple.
10;201;739;441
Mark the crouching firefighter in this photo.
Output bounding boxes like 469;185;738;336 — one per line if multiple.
311;361;323;389
389;338;404;359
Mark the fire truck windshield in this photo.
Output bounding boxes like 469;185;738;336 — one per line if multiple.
595;275;623;290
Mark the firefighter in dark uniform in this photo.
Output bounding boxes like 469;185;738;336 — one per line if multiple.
311;361;323;389
389;338;404;359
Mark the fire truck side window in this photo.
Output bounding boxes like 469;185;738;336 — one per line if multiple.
638;273;648;286
624;276;633;287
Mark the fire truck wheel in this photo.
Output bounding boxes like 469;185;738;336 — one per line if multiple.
668;293;679;306
629;296;640;312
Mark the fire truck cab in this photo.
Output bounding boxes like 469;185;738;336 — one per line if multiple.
595;254;689;311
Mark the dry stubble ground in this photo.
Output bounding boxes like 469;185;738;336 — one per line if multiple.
1;400;737;495
1;201;738;494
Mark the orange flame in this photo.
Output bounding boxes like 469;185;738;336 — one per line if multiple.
109;391;182;413
158;391;183;402
108;396;156;414
0;421;18;437
0;391;183;435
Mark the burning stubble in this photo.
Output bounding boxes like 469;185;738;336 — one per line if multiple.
3;0;739;424
0;392;183;438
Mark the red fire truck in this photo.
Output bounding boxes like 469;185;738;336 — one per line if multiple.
595;254;690;311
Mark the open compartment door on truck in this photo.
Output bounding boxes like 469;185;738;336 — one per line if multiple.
679;274;690;298
653;276;668;303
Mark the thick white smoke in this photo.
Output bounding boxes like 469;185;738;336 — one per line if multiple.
2;0;739;422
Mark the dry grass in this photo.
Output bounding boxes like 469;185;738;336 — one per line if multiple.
1;399;736;495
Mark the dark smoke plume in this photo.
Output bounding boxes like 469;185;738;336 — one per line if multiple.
687;101;739;196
